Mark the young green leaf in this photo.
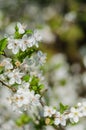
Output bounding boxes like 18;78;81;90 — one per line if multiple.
0;38;7;52
59;103;69;114
25;29;33;35
23;75;30;82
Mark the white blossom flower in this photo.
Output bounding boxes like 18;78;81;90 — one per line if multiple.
9;88;31;111
35;51;46;66
17;22;26;34
21;81;30;89
7;38;21;54
27;30;42;48
7;69;24;85
9;87;40;111
30;91;40;106
17;81;30;90
54;112;66;126
44;106;56;117
1;58;13;70
33;30;42;42
19;35;29;51
28;36;36;47
69;107;82;123
78;102;86;116
20;62;29;72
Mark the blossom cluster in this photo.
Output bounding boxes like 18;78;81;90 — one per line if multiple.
0;22;46;113
9;82;41;112
44;101;86;127
0;22;86;130
7;22;42;54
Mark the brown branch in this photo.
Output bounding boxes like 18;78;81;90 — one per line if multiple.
0;80;17;92
40;88;48;97
40;99;45;107
40;89;48;107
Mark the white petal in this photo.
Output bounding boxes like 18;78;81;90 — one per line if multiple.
20;43;27;51
12;47;19;54
74;116;79;123
7;43;13;49
5;64;13;70
61;119;66;126
54;118;60;125
15;78;21;84
44;112;48;117
69;113;74;118
8;72;14;78
19;28;25;34
52;109;56;114
9;78;15;85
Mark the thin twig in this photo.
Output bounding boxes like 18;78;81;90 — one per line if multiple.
40;88;48;97
0;80;17;92
40;97;46;107
39;89;48;107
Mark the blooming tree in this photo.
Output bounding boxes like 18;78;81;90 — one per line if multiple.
0;23;86;130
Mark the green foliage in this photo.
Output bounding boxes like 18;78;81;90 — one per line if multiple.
49;119;54;125
25;29;33;35
15;48;36;62
23;75;30;82
0;51;4;55
16;114;30;126
14;25;33;39
14;25;24;39
30;76;39;86
0;38;7;52
35;118;45;130
30;76;44;93
0;66;4;74
39;84;44;90
59;103;69;114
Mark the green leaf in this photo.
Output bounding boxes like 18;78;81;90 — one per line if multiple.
0;51;4;55
30;76;39;86
0;38;7;52
25;29;33;34
59;103;69;114
0;66;4;74
15;25;19;31
16;114;30;126
14;25;24;39
50;119;54;125
16;119;23;126
32;86;38;91
16;48;36;62
23;75;30;82
21;114;30;124
38;84;44;90
14;26;33;38
14;31;23;39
